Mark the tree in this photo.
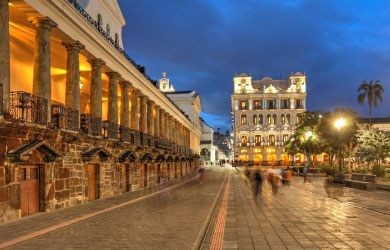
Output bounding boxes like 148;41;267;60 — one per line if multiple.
355;128;390;165
285;112;325;166
357;80;384;125
317;108;359;167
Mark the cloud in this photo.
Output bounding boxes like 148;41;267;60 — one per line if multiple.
119;0;390;127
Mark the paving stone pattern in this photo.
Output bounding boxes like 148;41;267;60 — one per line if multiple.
223;169;390;250
0;168;227;250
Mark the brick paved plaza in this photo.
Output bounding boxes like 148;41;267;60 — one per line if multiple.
0;166;389;250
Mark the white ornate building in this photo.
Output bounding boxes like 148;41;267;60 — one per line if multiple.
231;72;307;165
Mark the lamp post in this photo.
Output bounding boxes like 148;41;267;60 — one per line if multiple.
334;118;346;174
305;131;313;167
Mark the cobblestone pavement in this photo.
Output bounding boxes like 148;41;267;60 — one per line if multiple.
0;167;227;250
220;168;390;250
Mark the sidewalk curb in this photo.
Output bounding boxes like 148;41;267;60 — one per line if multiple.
191;169;229;250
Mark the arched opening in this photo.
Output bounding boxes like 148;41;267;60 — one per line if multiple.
272;114;277;124
241;114;247;125
287;114;291;124
253;114;257;124
259;114;263;125
267;114;271;124
241;136;247;146
281;114;285;124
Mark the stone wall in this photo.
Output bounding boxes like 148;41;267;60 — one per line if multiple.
0;120;196;224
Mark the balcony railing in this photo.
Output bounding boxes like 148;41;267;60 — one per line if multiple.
149;136;156;148
103;120;118;139
9;91;48;125
119;126;132;143
157;138;171;151
140;132;149;147
133;130;141;146
80;113;102;136
51;101;79;131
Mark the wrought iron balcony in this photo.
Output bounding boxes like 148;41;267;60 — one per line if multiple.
140;132;149;147
132;130;141;146
119;126;132;143
103;120;118;139
80;113;102;136
51;101;79;131
9;91;48;125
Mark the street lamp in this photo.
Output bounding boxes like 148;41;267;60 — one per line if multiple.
305;131;313;167
334;118;346;175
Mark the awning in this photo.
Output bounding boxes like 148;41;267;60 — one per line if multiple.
119;151;137;163
155;154;165;163
81;147;112;162
140;153;153;162
8;140;62;163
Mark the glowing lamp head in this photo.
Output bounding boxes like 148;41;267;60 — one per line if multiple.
334;118;346;131
305;131;313;139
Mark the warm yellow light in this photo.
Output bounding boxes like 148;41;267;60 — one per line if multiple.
334;118;346;131
305;131;313;139
267;148;271;153
9;2;14;6
79;80;83;89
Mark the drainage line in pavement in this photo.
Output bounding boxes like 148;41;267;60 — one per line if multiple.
0;175;199;249
191;169;229;250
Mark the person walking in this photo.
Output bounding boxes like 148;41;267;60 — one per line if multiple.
198;166;206;184
251;167;263;198
285;166;292;186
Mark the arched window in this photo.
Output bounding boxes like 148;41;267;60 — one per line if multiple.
115;33;119;44
296;114;301;123
287;114;291;124
106;24;110;36
97;14;103;27
259;114;263;125
241;136;247;146
267;114;271;124
272;114;277;124
281;114;285;124
241;115;247;125
253;114;257;125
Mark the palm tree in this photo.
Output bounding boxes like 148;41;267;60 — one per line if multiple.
357;80;384;125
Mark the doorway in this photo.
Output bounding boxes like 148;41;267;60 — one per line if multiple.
157;164;161;184
174;163;177;179
121;164;130;193
141;164;148;188
167;164;170;181
87;164;99;201
19;165;40;217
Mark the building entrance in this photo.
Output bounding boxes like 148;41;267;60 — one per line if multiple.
19;165;40;217
87;164;99;201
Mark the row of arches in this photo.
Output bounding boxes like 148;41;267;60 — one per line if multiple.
240;134;290;146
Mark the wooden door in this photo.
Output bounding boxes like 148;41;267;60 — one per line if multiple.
87;164;97;201
20;165;40;217
157;164;161;184
141;164;148;188
121;164;129;193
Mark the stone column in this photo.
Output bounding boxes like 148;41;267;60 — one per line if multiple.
119;81;131;128
165;113;169;140
154;105;160;137
106;72;120;124
130;89;139;130
0;0;10;114
168;116;173;142
175;121;179;144
88;58;105;118
29;17;57;122
147;100;154;135
139;95;147;133
62;41;84;116
160;110;165;139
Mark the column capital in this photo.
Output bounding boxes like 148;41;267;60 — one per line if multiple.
147;99;154;105
155;105;160;111
88;58;106;67
131;89;140;94
119;80;132;88
28;16;57;30
105;71;121;79
61;41;85;52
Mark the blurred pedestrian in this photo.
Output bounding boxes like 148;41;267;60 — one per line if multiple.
198;166;206;184
285;166;292;186
250;167;263;198
281;168;287;186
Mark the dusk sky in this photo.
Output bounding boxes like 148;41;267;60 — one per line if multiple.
119;0;390;132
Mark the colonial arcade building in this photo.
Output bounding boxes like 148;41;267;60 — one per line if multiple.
0;0;199;223
231;73;307;165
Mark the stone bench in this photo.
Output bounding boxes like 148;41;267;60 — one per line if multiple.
345;173;376;191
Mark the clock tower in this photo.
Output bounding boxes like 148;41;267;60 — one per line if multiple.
159;72;175;92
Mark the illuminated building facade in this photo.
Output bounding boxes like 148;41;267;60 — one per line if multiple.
0;0;199;223
231;72;307;165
